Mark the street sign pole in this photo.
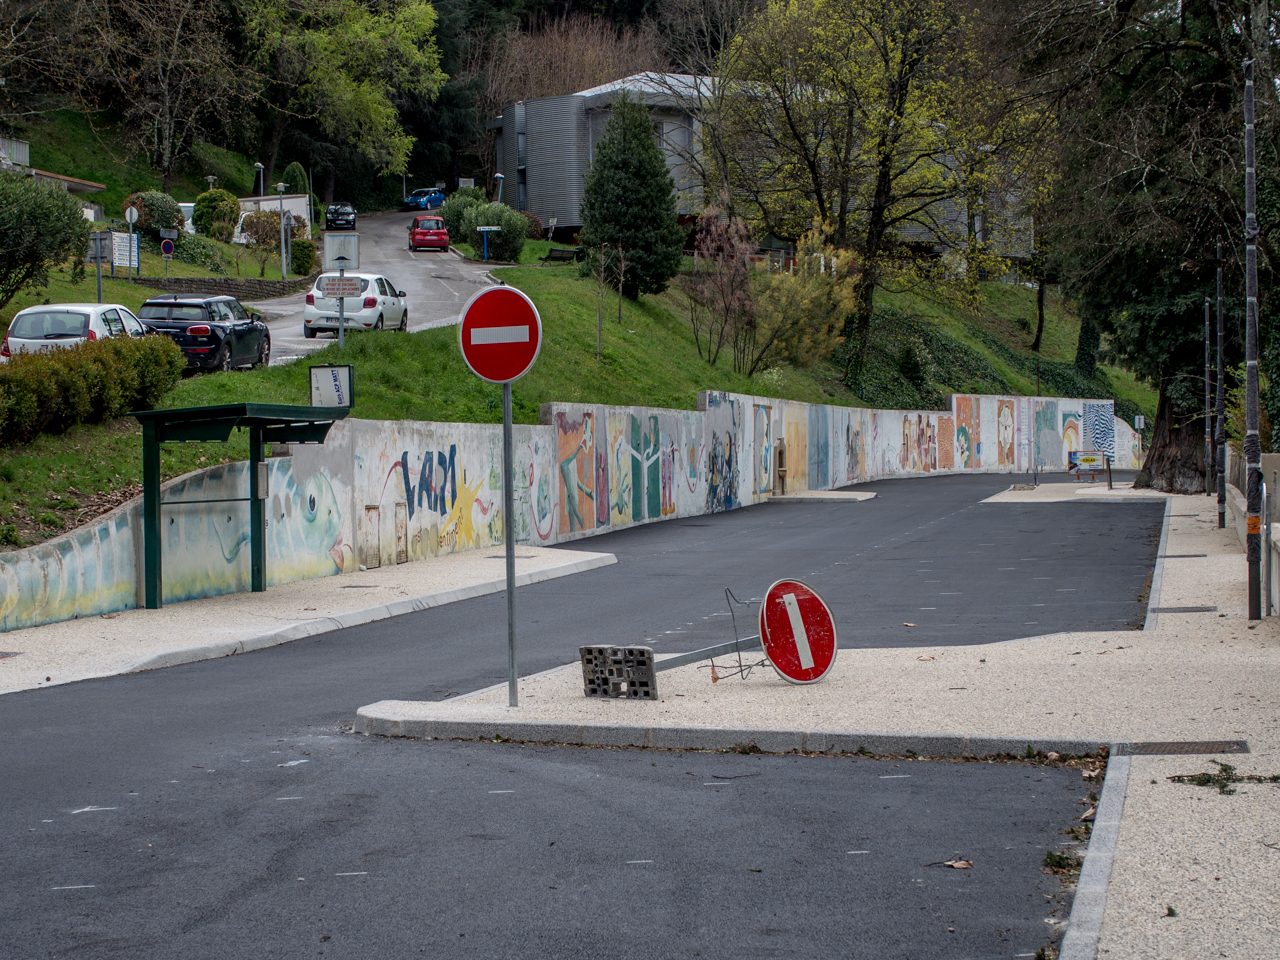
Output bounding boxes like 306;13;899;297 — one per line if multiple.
503;380;516;707
458;286;543;707
124;205;139;278
94;235;103;304
338;264;346;349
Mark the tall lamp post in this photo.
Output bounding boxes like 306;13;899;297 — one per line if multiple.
254;162;264;197
1244;59;1262;619
204;175;217;192
1217;236;1227;529
275;182;288;280
494;172;505;204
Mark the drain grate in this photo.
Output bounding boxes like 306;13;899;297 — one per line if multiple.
0;651;21;660
1151;605;1218;613
1116;740;1249;756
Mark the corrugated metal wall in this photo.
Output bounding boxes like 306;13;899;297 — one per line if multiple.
501;102;524;209
526;95;588;227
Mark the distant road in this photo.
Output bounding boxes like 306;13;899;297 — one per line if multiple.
246;209;496;366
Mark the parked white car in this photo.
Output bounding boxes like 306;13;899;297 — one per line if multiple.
1;303;147;361
302;272;407;338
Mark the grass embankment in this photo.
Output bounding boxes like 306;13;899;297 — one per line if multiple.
451;239;569;265
0;262;853;545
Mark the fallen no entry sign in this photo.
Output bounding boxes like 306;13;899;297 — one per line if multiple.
459;286;542;383
759;579;838;684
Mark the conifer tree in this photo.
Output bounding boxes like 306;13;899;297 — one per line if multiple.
579;94;685;298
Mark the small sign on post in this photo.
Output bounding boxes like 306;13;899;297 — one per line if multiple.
310;364;354;408
459;286;543;707
476;224;501;262
317;275;362;299
1068;450;1108;481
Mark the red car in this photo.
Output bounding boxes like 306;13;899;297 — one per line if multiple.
407;215;449;251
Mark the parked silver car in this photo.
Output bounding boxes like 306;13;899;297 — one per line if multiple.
1;303;147;361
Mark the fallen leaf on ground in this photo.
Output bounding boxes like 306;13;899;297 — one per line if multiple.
710;664;720;683
303;607;316;611
1081;806;1097;822
945;860;973;869
903;622;916;627
1096;650;1112;655
917;655;934;661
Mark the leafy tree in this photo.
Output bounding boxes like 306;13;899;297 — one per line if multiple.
124;192;186;239
240;211;281;277
281;162;310;196
0;174;89;312
578;94;684;299
192;189;241;235
719;0;1031;384
241;0;447;184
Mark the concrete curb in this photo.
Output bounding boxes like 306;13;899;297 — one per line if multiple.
1144;498;1173;632
124;553;617;674
350;711;1108;758
1058;747;1131;960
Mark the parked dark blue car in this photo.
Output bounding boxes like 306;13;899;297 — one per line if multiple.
402;188;444;211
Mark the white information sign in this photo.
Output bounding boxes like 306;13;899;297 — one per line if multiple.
322;232;360;271
111;232;139;269
310;365;354;408
318;275;362;298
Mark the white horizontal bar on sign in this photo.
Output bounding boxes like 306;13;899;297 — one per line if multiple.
471;325;529;345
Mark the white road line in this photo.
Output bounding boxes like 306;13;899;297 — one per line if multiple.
488;790;514;794
278;760;308;767
625;860;654;864
336;872;368;876
70;807;117;814
847;850;871;855
51;885;95;890
276;797;303;801
879;775;911;779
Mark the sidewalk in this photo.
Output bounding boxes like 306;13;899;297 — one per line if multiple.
0;546;614;695
357;489;1280;960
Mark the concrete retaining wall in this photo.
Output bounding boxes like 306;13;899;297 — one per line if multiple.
0;390;1139;632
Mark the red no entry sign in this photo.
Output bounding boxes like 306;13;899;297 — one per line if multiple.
459;286;542;383
759;579;838;684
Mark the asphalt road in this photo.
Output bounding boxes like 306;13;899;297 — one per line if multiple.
246;210;495;366
0;472;1157;958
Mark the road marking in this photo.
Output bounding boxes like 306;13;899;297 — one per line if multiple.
276;797;303;801
336;872;368;876
939;592;961;595
781;592;814;669
625;860;654;864
847;850;871;854
70;807;116;814
488;790;514;794
879;775;911;778
51;885;95;890
919;607;936;610
999;567;1016;570
470;325;529;345
278;760;308;767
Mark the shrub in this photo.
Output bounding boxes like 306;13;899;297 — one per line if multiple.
0;335;184;445
461;202;528;262
208;221;234;243
0;173;89;313
523;210;544;239
291;238;316;275
453;185;488;203
441;192;483;238
191;188;240;235
124;191;186;238
140;233;227;275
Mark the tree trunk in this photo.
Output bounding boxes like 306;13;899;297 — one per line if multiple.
1030;276;1045;352
1135;378;1206;492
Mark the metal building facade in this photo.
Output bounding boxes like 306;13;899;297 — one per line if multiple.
525;95;589;228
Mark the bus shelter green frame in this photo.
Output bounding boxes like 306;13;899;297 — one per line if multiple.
129;404;349;609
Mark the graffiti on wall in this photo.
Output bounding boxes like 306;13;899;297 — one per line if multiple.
1034;400;1061;469
997;399;1015;466
1061;408;1081;464
937;416;955;470
556;411;598;534
754;405;772;493
955;397;979;469
1083;402;1116;458
808;406;830;490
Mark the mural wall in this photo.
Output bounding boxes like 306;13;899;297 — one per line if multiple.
0;391;1142;632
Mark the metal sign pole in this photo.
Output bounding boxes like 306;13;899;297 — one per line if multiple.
503;381;517;706
338;265;346;349
94;235;103;304
1217;236;1227;529
1205;296;1212;494
1245;59;1262;620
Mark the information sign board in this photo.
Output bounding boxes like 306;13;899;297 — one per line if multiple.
111;232;139;269
310;365;354;408
322;232;359;271
318;275;362;298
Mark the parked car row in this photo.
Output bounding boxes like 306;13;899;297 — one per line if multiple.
2;295;271;373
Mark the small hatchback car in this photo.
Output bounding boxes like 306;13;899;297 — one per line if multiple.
407;216;449;251
403;188;444;211
303;273;407;338
1;303;147;361
325;203;357;230
138;295;271;372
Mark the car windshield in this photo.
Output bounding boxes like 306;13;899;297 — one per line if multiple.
416;219;443;229
329;205;354;213
9;310;90;340
139;305;206;322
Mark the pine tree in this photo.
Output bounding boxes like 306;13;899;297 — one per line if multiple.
579;94;684;299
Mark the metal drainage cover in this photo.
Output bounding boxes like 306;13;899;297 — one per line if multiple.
1151;605;1218;613
0;651;21;660
1116;740;1250;756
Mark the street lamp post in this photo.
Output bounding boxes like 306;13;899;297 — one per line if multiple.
276;182;288;279
204;175;217;192
494;172;505;204
1244;59;1263;619
254;162;264;197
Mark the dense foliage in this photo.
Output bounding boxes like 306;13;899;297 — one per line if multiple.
0;174;89;313
124;191;186;238
461;202;528;261
191;188;241;235
0;335;185;445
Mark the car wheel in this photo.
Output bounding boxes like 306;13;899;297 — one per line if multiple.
399;310;408;332
304;324;317;339
256;335;271;368
217;345;232;372
375;314;384;331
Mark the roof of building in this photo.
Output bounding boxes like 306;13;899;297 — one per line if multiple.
574;72;708;111
27;169;106;194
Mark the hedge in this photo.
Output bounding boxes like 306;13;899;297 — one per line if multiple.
461;202;528;262
0;335;185;445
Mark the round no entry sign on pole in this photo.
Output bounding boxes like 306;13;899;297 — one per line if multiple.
459;286;542;383
759;579;838;684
